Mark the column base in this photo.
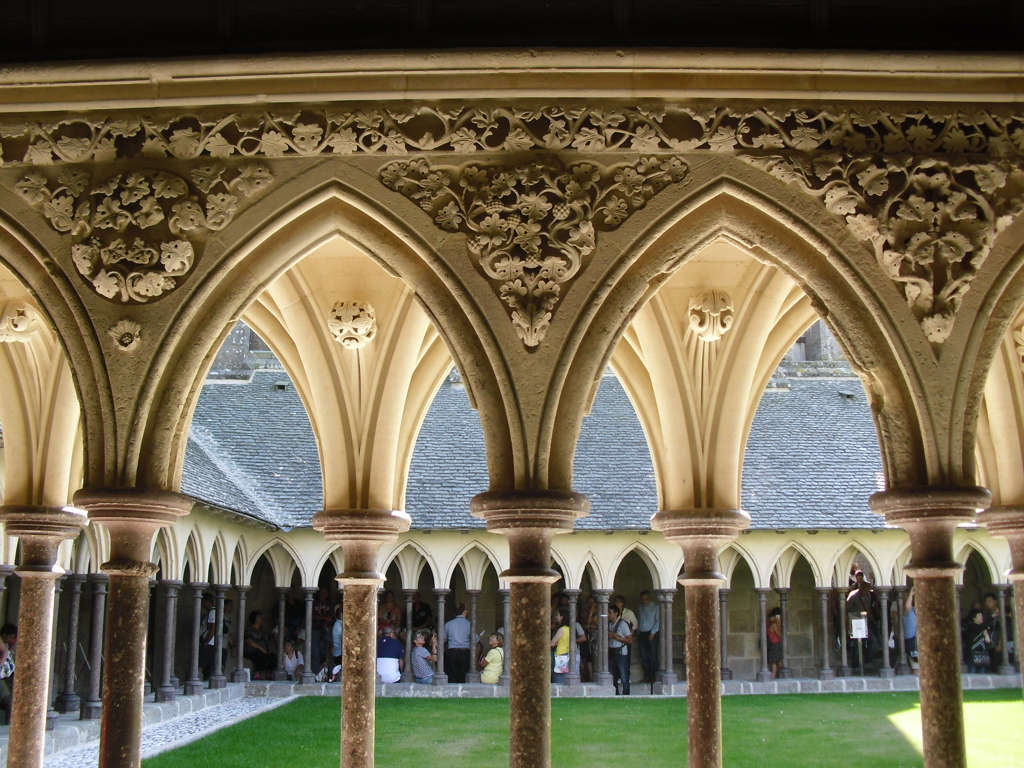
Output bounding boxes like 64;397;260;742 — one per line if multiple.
232;669;251;683
593;672;612;685
879;667;896;679
80;701;102;720
183;680;205;696
55;693;80;714
273;670;288;681
143;681;152;696
466;673;481;684
155;686;177;702
720;668;733;680
818;668;836;681
170;676;179;688
998;664;1016;676
300;672;316;685
432;674;449;686
778;668;793;679
656;671;678;686
756;670;772;682
837;665;853;677
209;675;227;689
499;674;509;686
400;672;414;683
564;673;581;687
894;661;912;676
45;710;59;731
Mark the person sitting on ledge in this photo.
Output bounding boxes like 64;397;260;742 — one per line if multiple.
480;632;504;685
411;629;436;684
376;627;404;684
244;610;276;680
281;640;303;681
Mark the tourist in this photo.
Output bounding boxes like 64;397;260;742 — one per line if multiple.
281;640;303;680
574;612;589;680
767;607;783;678
311;587;333;676
983;593;1004;672
376;627;404;683
614;595;638;669
904;587;918;671
550;609;570;684
378;589;403;637
636;590;660;683
846;571;877;663
608;604;632;695
411;630;436;684
243;611;276;678
331;604;343;681
480;632;504;684
966;609;993;674
410;592;432;631
0;624;16;724
443;603;472;683
199;593;216;678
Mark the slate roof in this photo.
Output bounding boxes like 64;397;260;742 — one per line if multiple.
180;355;886;531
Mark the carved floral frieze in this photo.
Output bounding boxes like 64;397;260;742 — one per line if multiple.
688;289;734;342
327;301;377;349
4;106;1024;339
14;163;273;303
382;155;688;346
0;303;41;343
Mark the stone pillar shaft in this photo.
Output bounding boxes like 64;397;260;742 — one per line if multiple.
655;589;677;686
273;588;288;681
401;589;416;683
56;574;86;713
2;505;87;768
81;575;108;720
872;486;990;768
564;589;580;686
156;581;181;701
994;585;1014;675
718;588;731;680
432;589;449;684
233;586;249;683
894;585;911;676
499;588;511;686
466;589;481;684
815;587;835;680
835;587;851;676
593;590;612;685
776;588;792;679
184;583;207;696
878;588;894;678
755;588;771;682
209;585;227;688
301;588;316;685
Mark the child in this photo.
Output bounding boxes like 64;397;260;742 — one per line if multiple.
411;630;436;684
281;640;303;681
966;609;992;674
480;632;504;685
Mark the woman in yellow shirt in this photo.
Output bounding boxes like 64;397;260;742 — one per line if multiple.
551;609;571;684
480;632;504;684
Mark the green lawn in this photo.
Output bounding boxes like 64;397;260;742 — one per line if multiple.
144;690;1024;768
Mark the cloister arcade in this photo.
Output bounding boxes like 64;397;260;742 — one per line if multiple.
0;52;1021;768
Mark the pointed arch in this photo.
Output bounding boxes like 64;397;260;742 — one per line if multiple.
183;528;207;584
246;537;304;588
572;553;608;592
380;539;436;589
606;540;671;590
769;540;826;589
955;540;1000;587
828;541;884;588
720;541;762;588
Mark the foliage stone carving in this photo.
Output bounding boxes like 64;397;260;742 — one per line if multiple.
14;163;273;303
107;319;141;352
688;289;734;342
327;301;378;349
381;156;688;346
0;303;41;343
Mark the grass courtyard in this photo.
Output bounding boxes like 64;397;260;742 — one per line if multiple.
144;689;1023;768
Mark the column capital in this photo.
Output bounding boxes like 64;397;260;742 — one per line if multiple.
470;489;589;532
654;588;676;602
775;587;791;595
835;585;851;596
718;587;730;596
654;508;750;584
1;505;88;573
563;588;582;598
190;581;209;592
978;505;1024;583
233;584;250;594
73;488;193;528
401;587;417;597
592;589;613;600
312;508;409;579
433;588;451;597
276;586;290;594
213;583;231;593
301;586;317;596
754;587;772;596
497;588;510;597
466;588;482;596
815;586;831;595
66;573;88;587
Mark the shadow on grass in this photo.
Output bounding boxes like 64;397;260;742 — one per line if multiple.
143;689;1023;768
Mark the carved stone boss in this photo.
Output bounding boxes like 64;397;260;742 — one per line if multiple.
0;303;41;343
328;301;377;349
5;106;1024;340
689;289;734;342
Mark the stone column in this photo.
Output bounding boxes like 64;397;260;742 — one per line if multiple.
872;486;990;768
81;575;108;720
466;588;481;683
55;574;86;713
775;588;792;679
564;589;581;686
499;588;511;686
655;588;678;686
893;585;911;675
75;489;191;768
183;582;208;696
155;580;182;701
652;508;749;768
0;506;87;768
208;584;227;689
878;587;895;678
0;565;14;624
718;588;732;680
955;585;967;673
471;490;588;768
233;585;249;683
143;579;155;696
300;587;316;685
994;585;1015;675
835;587;852;676
311;508;409;768
592;589;613;685
401;588;416;683
273;588;288;681
432;588;449;685
815;587;835;680
755;588;772;682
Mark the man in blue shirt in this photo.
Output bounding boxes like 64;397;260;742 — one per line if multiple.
636;590;660;683
444;603;472;683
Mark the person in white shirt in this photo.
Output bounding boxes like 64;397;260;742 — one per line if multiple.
281;640;303;680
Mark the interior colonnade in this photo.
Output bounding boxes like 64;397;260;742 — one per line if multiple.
0;53;1022;768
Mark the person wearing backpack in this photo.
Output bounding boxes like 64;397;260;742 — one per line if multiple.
608;604;633;695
